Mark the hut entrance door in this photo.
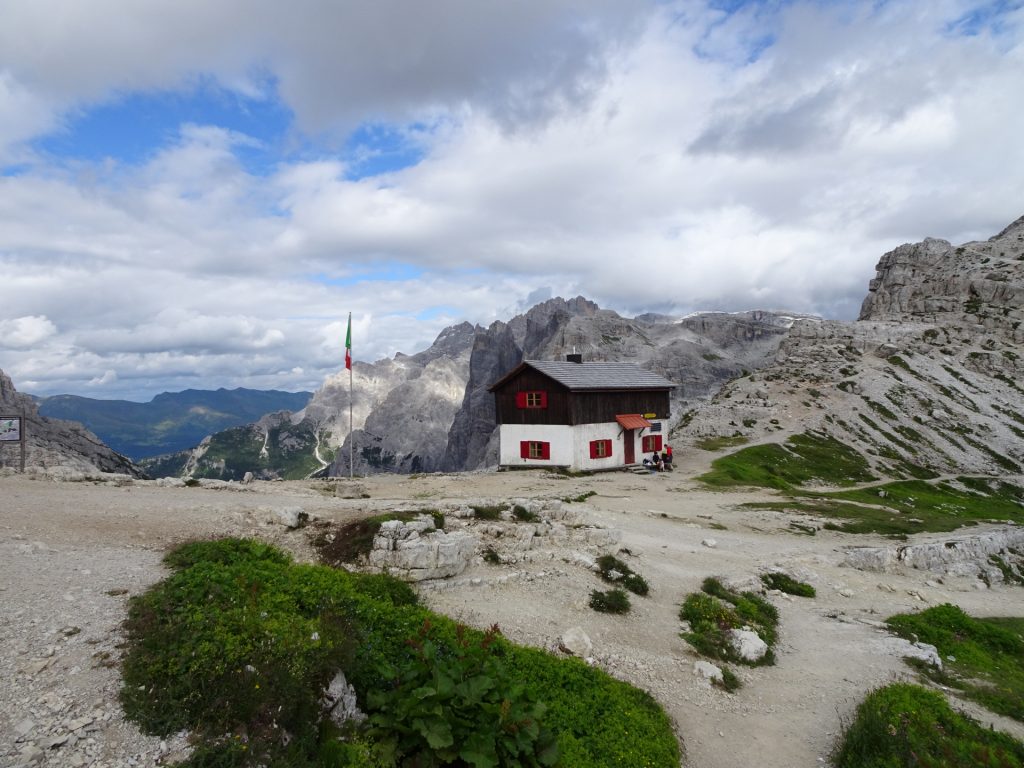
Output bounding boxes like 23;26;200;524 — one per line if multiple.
623;430;635;464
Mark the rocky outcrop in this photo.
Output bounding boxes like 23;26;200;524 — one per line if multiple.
0;370;141;477
368;517;477;581
678;214;1024;479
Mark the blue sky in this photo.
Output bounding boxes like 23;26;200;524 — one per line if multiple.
0;0;1022;400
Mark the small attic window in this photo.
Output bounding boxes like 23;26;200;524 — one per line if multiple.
516;391;548;409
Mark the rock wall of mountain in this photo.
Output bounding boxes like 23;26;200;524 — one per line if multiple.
442;299;799;471
679;215;1024;479
0;370;141;476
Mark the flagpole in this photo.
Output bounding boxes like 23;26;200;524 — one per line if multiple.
347;312;353;480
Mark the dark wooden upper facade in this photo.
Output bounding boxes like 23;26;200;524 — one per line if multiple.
489;360;675;426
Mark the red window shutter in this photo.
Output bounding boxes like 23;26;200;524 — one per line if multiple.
589;440;598;459
520;441;530;458
653;435;663;452
539;391;548;408
540;442;551;460
515;392;527;408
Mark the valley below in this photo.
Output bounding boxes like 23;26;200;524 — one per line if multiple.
2;458;1022;768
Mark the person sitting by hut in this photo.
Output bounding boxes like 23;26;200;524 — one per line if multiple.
651;452;663;471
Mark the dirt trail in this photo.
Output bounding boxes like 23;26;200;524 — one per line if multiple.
1;469;1020;768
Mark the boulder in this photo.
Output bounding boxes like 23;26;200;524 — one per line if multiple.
693;660;724;683
727;628;768;663
559;627;593;658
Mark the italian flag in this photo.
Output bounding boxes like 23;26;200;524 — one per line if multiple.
344;313;352;371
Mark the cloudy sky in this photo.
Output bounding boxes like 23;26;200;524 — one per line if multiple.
1;0;1022;401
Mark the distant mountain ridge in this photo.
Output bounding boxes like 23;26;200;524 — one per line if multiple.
38;388;312;460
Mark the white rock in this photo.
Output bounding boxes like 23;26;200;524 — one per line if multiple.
701;538;717;549
559;627;593;657
693;660;724;683
323;671;366;726
727;628;768;662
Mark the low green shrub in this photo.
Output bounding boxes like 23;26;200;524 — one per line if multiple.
679;578;778;665
596;554;650;596
562;491;596;503
471;504;504;521
590;589;631;614
513;505;540;522
366;621;558;767
121;538;681;767
760;572;816;598
833;683;1024;767
482;546;502;565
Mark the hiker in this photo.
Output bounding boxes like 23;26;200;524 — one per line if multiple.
662;447;673;470
651;452;663;471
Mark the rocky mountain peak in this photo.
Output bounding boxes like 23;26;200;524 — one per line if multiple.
681;214;1024;480
859;214;1024;334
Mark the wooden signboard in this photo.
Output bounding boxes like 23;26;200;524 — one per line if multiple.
0;415;26;472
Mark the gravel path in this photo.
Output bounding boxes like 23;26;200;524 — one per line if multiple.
2;468;1021;768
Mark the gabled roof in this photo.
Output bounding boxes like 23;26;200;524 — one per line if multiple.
489;360;676;392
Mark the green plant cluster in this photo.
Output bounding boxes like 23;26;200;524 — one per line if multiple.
471;505;505;521
695;435;749;452
366;621;558;767
561;491;596;503
679;578;778;671
120;537;681;767
595;554;649;596
886;604;1024;722
833;683;1024;768
512;505;540;522
760;572;815;597
589;588;631;614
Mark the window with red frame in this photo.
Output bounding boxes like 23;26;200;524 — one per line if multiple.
589;439;612;459
515;391;548;409
519;440;551;460
642;434;663;453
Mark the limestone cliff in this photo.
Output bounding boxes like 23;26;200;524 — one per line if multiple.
680;214;1024;478
0;370;141;476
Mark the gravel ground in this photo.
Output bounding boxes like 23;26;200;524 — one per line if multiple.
2;464;1022;768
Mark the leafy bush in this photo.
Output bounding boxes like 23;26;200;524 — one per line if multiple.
121;537;681;767
562;491;596;503
590;589;631;614
512;505;540;523
482;546;502;565
366;621;558;767
679;578;777;665
596;554;650;596
834;683;1024;767
760;572;816;598
472;505;504;521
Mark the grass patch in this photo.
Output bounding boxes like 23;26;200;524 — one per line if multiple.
471;504;505;520
596;555;650;596
695;435;750;452
589;588;631;614
121;538;680;767
886;604;1024;722
699;431;875;491
679;577;778;666
760;572;816;597
743;478;1024;537
833;682;1024;767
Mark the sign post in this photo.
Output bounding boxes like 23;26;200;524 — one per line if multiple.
0;415;26;472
